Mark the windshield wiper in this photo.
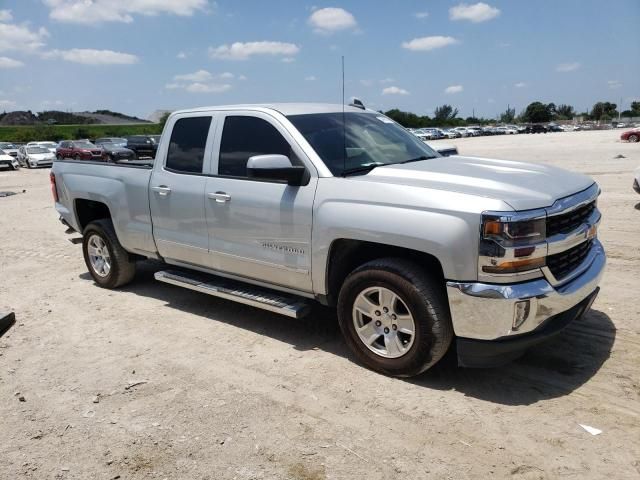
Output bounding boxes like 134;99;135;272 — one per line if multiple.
397;155;435;164
341;164;383;176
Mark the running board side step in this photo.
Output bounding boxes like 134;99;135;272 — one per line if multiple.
154;270;311;319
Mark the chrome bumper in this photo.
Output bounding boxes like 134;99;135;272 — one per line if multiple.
446;239;605;340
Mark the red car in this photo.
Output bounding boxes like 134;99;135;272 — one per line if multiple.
620;129;640;143
56;140;104;160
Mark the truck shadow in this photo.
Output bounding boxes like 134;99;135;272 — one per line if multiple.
104;261;616;407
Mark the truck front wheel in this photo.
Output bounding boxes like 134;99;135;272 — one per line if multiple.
337;258;453;377
82;219;136;289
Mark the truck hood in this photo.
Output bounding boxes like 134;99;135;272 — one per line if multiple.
364;155;595;211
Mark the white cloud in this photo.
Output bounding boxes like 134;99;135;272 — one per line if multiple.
556;62;580;72
185;82;230;93
43;48;138;65
0;9;12;22
305;75;316;81
449;2;500;23
238;74;247;81
308;7;357;34
402;36;458;51
0;23;49;53
0;99;16;108
174;69;214;82
43;0;208;24
281;56;295;63
514;82;526;88
209;41;300;60
0;56;24;68
166;69;233;93
379;78;395;84
360;79;374;87
382;86;409;95
607;80;622;89
445;85;463;94
176;51;187;59
414;11;429;19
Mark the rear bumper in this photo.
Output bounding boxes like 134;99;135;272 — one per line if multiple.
456;288;599;367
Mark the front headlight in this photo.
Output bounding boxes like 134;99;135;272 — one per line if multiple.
479;213;547;277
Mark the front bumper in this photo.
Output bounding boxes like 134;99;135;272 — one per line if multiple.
446;239;605;365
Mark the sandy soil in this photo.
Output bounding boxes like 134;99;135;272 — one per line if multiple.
1;129;639;479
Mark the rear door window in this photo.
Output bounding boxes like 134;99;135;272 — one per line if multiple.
166;116;212;174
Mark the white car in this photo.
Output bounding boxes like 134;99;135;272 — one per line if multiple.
451;127;471;137
18;146;56;168
496;126;518;135
0;142;19;158
0;148;20;170
27;141;58;154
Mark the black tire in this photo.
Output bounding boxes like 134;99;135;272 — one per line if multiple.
74;154;81;160
629;134;639;143
337;258;453;377
82;219;136;289
26;160;32;169
56;154;62;160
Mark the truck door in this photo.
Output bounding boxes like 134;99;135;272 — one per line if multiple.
149;113;217;267
204;111;317;292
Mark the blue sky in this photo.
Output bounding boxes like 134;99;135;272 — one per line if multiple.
0;0;638;119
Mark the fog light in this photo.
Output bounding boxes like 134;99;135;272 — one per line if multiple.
513;300;530;330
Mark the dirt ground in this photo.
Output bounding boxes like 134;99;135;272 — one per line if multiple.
1;129;639;479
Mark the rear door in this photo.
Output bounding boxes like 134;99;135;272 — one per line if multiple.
149;113;217;267
204;111;317;292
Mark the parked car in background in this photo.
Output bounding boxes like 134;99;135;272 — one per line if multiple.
548;124;564;133
95;137;128;148
27;141;58;153
425;142;458;156
98;142;136;162
56;140;104;160
620;128;640;143
496;126;518;135
125;135;159;158
0;142;19;158
18;145;56;168
0;148;20;170
466;126;483;136
451;127;472;137
526;124;548;134
442;128;461;138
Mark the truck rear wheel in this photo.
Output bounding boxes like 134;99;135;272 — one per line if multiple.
337;258;453;377
82;219;136;289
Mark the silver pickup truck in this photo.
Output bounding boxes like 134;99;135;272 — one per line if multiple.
51;103;605;377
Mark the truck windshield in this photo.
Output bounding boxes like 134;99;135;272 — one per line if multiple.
287;112;438;176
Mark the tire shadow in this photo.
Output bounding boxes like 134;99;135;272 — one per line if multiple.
83;260;616;406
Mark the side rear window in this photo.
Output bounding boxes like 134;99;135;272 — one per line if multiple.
166;116;212;173
218;116;292;178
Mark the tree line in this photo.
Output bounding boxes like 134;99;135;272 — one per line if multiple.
383;100;640;128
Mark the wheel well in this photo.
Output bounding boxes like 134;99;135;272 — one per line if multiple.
325;239;445;306
75;199;111;231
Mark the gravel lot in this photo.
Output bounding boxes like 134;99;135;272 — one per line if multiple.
1;129;639;479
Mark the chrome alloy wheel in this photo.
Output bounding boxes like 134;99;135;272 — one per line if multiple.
352;286;416;359
87;234;111;277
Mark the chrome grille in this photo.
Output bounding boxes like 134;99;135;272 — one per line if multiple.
547;239;593;281
546;201;595;236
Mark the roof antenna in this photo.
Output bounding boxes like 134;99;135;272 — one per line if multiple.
341;55;346;176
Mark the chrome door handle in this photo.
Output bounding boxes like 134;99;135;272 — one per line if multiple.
151;185;171;196
208;191;231;203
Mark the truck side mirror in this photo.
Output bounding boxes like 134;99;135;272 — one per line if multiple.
246;154;307;186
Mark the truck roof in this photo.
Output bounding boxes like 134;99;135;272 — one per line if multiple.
172;103;371;117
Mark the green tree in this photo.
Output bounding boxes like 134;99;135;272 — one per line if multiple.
383;109;430;128
522;102;554;123
499;107;516;123
555;104;575;120
433;104;458;123
630;101;640;116
158;111;171;129
590;102;617;121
